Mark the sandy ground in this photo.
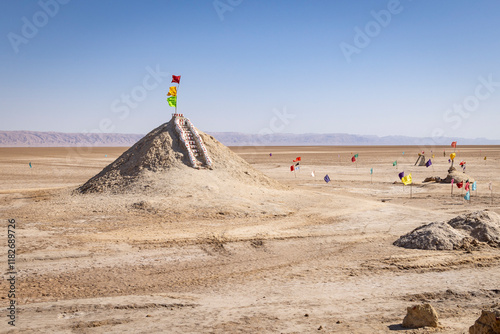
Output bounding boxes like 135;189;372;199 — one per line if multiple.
1;145;499;333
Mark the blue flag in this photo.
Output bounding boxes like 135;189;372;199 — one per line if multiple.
324;174;330;183
29;162;32;168
426;159;432;167
398;171;404;180
370;168;373;174
464;191;470;201
472;181;477;191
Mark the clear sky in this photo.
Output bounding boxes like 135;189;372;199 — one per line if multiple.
1;0;499;140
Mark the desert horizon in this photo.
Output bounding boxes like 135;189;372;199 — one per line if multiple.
1;137;499;333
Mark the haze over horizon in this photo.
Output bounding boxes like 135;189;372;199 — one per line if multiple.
1;1;500;140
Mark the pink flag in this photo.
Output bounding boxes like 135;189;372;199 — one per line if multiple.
451;179;454;185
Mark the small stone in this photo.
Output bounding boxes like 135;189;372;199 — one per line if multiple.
304;314;309;317
402;303;439;328
469;309;500;334
317;325;322;330
336;320;342;324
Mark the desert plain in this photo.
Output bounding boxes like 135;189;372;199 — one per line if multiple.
1;144;499;333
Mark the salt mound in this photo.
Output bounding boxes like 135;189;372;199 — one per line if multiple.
77;119;283;194
394;210;500;250
442;167;475;184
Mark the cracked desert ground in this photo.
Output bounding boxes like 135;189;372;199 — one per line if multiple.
1;145;499;333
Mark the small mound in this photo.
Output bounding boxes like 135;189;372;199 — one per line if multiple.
394;210;500;250
441;167;475;184
76;119;284;194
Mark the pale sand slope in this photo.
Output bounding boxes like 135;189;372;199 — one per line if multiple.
0;145;499;333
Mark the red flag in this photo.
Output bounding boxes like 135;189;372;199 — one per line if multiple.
456;181;463;188
465;182;470;191
290;165;295;172
451;141;457;148
351;156;356;162
296;157;301;161
171;75;181;84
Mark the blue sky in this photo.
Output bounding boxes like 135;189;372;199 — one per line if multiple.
1;0;499;140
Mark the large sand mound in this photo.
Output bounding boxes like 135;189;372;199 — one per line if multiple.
394;210;500;250
77;119;284;195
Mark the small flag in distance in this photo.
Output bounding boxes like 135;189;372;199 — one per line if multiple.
398;171;404;180
167;86;177;96
167;96;177;107
464;191;470;201
401;173;412;185
290;165;294;172
324;174;330;183
451;141;457;148
171;75;181;84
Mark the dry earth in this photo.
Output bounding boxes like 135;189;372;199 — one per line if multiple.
1;145;499;333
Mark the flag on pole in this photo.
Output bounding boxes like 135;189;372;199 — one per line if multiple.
401;173;412;185
450;153;456;161
484;156;487;160
167;96;177;107
393;161;397;166
29;162;32;168
295;166;300;171
295;162;300;166
311;171;315;177
290;165;295;172
472;181;477;191
354;154;359;158
425;159;432;167
171;75;181;84
451;141;457;148
296;157;301;161
269;153;272;157
465;181;470;191
351;156;356;162
457;181;463;188
398;171;405;180
464;191;470;201
451;178;455;185
167;86;177;96
324;174;330;183
370;168;373;174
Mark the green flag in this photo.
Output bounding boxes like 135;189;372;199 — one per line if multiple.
354;154;359;158
167;96;177;107
393;161;397;166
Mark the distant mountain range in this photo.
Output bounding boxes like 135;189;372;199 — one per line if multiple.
0;130;499;147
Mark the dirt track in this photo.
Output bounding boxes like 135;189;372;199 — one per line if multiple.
1;145;499;333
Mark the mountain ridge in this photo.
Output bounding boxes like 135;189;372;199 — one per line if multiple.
1;130;499;147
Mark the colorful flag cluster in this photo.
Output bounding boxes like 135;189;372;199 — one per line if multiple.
167;75;181;107
290;157;301;172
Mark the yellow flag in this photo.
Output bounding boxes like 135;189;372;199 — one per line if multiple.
450;153;456;160
432;154;435;158
484;156;487;160
167;86;177;96
401;173;412;185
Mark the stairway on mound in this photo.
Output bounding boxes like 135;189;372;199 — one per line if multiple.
174;116;212;168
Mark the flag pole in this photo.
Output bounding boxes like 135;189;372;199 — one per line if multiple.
175;81;180;114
